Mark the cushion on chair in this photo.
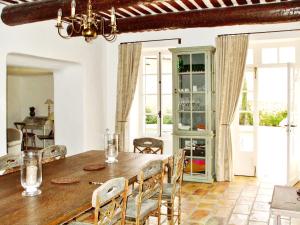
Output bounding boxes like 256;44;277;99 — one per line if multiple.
162;183;180;199
125;197;158;221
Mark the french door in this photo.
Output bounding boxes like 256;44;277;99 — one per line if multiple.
234;64;300;184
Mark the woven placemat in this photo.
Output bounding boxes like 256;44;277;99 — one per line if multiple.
83;163;106;171
51;177;80;184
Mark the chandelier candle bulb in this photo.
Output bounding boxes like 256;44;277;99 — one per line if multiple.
71;0;76;18
111;7;116;26
57;9;62;25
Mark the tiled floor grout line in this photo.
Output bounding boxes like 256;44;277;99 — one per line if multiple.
247;182;260;225
226;184;245;225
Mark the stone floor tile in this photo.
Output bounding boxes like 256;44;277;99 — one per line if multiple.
215;207;233;218
228;213;249;225
249;211;270;223
253;202;270;211
237;196;256;204
190;209;211;220
248;221;268;225
233;204;252;214
255;194;272;203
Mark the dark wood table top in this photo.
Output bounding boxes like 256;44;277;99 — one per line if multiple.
0;150;171;225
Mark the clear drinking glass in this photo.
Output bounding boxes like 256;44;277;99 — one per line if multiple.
21;150;42;197
104;129;119;163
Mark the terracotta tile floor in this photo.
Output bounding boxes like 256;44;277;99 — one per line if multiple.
73;176;300;225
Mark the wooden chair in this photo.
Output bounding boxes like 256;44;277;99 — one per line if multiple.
159;149;185;225
69;177;128;225
125;160;164;225
14;122;36;150
133;138;164;154
41;145;67;163
0;154;21;175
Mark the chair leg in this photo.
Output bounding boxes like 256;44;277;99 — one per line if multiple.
178;195;181;225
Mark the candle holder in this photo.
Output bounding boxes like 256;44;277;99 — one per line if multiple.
21;150;42;197
104;129;119;163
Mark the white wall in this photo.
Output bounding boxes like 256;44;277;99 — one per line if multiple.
0;5;107;156
7;74;53;128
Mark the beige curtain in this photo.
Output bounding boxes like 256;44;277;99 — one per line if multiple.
215;35;249;181
115;43;142;152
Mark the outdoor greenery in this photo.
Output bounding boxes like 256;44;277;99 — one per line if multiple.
145;107;173;124
239;80;288;127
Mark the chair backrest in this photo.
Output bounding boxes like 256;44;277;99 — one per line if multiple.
0;154;21;175
41;145;67;163
92;177;128;225
135;160;164;219
171;149;185;199
133;138;163;154
7;128;22;142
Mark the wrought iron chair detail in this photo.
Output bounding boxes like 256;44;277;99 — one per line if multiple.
133;138;163;154
0;154;21;175
125;160;164;225
41;145;67;163
69;177;128;225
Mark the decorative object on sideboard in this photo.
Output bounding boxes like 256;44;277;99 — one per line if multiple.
29;106;35;117
55;0;117;42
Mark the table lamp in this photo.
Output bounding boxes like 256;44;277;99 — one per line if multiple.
44;99;54;117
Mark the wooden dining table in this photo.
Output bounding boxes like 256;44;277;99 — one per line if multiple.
0;150;172;225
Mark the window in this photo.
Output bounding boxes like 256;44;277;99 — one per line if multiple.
143;53;173;137
279;47;295;63
262;48;278;64
246;49;254;65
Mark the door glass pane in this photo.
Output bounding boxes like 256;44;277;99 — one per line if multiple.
144;75;157;94
177;55;190;73
178;112;191;131
192;53;205;72
179;74;190;92
246;49;254;65
162;56;172;74
279;47;295;63
144;57;157;74
262;48;278;64
192;93;205;111
178;93;190;111
192;74;205;92
145;95;157;113
162;95;173;127
162;74;172;94
192;113;206;131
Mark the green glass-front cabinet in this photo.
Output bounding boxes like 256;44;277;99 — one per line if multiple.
169;46;215;183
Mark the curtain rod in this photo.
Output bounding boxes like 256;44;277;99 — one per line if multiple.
120;38;181;45
218;28;300;37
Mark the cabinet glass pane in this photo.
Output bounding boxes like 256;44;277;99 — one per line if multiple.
179;74;190;92
192;74;205;92
192;138;206;157
184;158;205;175
177;55;190;73
179;93;191;111
192;54;205;72
192;112;206;131
178;112;191;131
179;138;191;153
192;94;205;111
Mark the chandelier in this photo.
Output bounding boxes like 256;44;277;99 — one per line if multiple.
55;0;117;42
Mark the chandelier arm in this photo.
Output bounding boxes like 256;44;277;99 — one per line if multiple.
57;26;72;39
71;19;82;34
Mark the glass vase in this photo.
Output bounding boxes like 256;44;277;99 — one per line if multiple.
21;150;42;197
104;129;119;163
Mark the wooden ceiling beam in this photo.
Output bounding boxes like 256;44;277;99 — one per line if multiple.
1;0;161;26
73;1;300;36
